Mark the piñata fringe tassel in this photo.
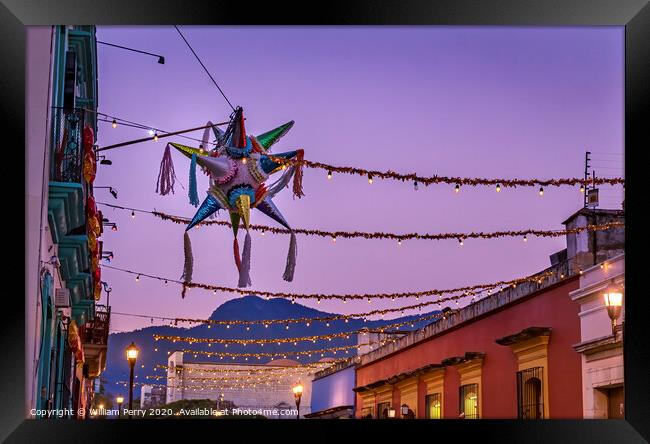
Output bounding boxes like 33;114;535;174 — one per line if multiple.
156;144;177;195
238;231;252;288
188;153;200;207
293;149;305;199
267;165;295;198
181;231;194;289
233;237;242;272
283;231;298;282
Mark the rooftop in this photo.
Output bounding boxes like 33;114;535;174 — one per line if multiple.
358;260;573;368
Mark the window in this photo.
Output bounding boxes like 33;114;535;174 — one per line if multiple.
377;402;391;419
425;393;442;419
517;367;544;419
459;384;479;419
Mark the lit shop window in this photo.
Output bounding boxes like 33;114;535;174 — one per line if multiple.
459;384;479;419
426;393;442;419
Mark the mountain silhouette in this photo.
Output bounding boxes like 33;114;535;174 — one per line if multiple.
102;296;439;396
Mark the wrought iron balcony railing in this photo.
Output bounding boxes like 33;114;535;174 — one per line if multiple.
83;304;111;346
51;106;86;184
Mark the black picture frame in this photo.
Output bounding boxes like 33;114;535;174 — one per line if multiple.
4;0;648;441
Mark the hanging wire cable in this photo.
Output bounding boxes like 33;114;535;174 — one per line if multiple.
174;25;235;111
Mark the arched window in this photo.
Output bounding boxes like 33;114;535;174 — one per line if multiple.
459;383;479;419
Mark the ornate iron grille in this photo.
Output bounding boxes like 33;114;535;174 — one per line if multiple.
51;107;85;183
517;366;544;419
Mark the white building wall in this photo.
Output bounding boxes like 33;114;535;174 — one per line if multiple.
166;352;313;418
25;26;56;417
569;254;624;419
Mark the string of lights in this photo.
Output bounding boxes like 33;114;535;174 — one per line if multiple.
145;373;305;383
89;110;625;190
116;380;288;391
267;155;625;189
90;109;228;147
165;339;393;360
152;311;452;346
111;292;478;328
97;201;624;243
154;362;336;374
103;263;556;301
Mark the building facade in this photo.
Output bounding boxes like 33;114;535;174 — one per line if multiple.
351;208;624;419
166;351;314;418
306;357;359;419
26;25;110;419
570;254;625;419
140;384;167;409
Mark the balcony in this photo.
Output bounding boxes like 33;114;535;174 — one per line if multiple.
50;106;86;185
82;305;110;378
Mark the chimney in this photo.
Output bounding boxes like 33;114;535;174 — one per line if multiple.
561;208;625;274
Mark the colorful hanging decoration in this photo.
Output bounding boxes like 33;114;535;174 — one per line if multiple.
156;107;303;290
82;124;96;184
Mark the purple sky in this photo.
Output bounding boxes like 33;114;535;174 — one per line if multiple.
94;27;624;333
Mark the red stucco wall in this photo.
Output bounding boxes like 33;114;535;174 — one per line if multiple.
355;278;582;419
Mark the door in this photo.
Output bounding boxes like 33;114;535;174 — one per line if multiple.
607;386;624;419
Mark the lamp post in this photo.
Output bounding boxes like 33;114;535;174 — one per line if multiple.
292;383;304;419
603;285;624;335
125;342;139;418
116;395;124;418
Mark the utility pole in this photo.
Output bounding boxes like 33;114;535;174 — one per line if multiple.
583;151;591;208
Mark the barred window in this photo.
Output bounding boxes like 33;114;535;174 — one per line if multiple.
425;393;442;419
361;406;374;419
517;367;544;419
377;402;391;419
459;384;479;419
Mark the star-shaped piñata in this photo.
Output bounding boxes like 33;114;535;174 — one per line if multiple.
156;107;304;291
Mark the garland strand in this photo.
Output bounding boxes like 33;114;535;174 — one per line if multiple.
267;155;625;188
152;311;453;346
112;293;478;327
98;202;624;242
154;362;334;374
103;264;556;300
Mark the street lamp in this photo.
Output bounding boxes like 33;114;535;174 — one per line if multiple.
125;342;139;418
116;395;124;418
292;383;304;419
603;285;624;335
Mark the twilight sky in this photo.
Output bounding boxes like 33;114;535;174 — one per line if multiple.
93;27;624;333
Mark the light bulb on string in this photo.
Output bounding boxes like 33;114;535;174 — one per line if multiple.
242;157;248;164
111;119;117;128
455;184;460;193
458;238;464;246
135;274;140;282
539;187;544;196
523;235;528;242
496;183;501;193
368;175;373;184
131;211;135;219
153;132;159;142
327;171;332;180
580;184;585;193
